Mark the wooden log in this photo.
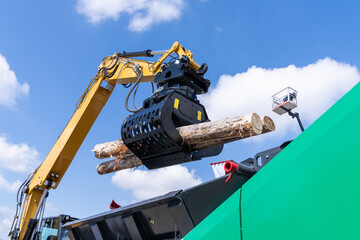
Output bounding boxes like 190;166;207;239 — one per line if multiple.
97;155;142;175
95;113;275;175
178;113;263;149
262;116;275;134
93;113;265;158
92;139;133;159
182;115;276;149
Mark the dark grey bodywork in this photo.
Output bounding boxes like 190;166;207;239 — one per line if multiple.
62;174;249;240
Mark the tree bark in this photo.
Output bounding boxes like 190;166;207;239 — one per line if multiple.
97;155;142;175
93;139;133;159
95;113;275;175
177;113;263;150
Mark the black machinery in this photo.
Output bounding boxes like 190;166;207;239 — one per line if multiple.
121;56;223;169
62;140;292;240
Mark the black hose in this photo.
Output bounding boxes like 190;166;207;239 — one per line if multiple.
9;175;32;236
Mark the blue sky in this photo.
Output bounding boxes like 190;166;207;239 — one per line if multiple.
0;0;360;238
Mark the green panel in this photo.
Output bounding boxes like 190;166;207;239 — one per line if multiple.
184;189;242;240
241;82;360;240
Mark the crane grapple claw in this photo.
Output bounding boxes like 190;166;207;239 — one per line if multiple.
121;59;222;169
122;91;208;169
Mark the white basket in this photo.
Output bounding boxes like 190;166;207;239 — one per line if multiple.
272;87;298;115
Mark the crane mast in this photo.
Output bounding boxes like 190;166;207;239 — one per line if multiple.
11;42;204;240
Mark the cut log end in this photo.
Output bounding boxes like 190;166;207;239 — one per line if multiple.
262;116;275;133
93;139;133;159
249;113;263;135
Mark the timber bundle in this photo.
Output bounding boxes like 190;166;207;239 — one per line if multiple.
93;113;275;175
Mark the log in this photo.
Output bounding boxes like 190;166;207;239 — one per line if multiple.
93;113;265;158
178;113;263;149
180;115;275;149
95;113;275;175
92;139;133;159
262;116;275;134
97;155;142;175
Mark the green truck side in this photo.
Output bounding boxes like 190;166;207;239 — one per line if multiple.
185;82;360;240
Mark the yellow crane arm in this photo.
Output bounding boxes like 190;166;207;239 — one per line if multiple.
150;41;200;72
16;42;200;239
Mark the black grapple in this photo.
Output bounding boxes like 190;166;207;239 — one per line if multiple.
121;57;223;169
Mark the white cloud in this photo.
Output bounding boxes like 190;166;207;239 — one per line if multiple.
0;206;14;239
0;54;29;108
0;135;39;173
0;218;12;239
200;58;360;138
112;165;202;200
0;206;13;217
76;0;184;32
0;175;21;193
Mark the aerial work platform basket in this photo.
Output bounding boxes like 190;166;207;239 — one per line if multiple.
272;87;298;115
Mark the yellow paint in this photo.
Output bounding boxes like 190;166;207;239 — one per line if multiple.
150;41;200;73
174;98;180;109
198;111;202;121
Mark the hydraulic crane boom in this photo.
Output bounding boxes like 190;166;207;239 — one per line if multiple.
11;42;202;240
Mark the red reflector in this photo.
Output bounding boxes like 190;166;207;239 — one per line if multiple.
110;200;121;210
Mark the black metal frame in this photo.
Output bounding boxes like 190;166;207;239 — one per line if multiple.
62;141;292;240
62;174;250;240
227;141;292;179
287;110;305;132
280;106;305;132
121;57;222;169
